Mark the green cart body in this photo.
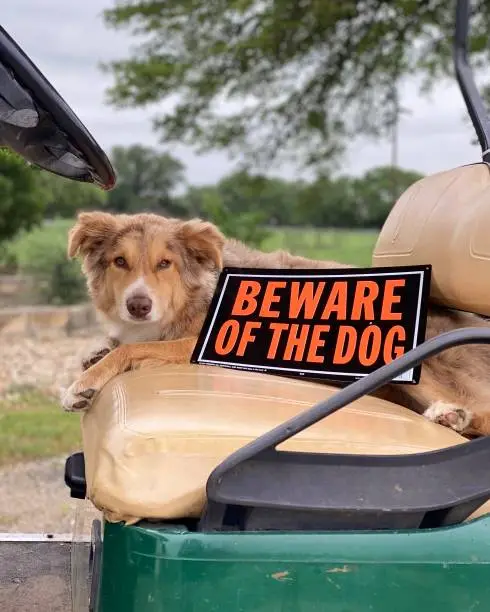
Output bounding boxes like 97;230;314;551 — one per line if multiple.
93;518;490;612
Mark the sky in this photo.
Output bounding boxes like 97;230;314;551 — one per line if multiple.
2;0;485;186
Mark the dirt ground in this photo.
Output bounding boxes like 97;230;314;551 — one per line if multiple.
0;334;104;535
0;332;104;397
0;457;99;535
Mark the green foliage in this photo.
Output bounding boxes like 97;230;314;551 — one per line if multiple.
177;170;292;245
5;219;87;305
0;149;48;243
215;171;301;226
353;166;424;228
299;175;361;228
300;166;424;229
175;184;269;247
102;0;490;170
106;144;186;213
37;172;108;218
176;166;422;231
200;187;270;247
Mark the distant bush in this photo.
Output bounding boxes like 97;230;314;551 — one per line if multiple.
3;219;87;305
198;188;270;247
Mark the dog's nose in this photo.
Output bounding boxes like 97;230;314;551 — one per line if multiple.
126;295;152;319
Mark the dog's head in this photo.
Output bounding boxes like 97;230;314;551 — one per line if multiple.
68;211;225;332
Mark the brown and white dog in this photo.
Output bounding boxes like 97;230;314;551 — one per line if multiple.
61;211;490;438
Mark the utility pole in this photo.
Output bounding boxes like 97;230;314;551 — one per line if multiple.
389;80;400;203
391;84;399;168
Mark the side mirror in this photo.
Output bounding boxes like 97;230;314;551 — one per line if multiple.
0;24;116;190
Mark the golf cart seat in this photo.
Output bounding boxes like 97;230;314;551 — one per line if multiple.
66;160;490;531
373;162;490;316
73;363;490;527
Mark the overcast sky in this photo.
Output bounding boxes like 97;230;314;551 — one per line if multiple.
2;0;485;185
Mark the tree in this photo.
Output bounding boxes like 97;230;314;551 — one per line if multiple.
298;175;360;228
176;179;271;246
0;149;48;244
297;166;424;229
215;171;300;225
174;169;301;235
37;172;108;219
174;185;212;218
353;166;424;228
102;1;490;171
105;145;185;213
175;165;423;233
200;186;270;247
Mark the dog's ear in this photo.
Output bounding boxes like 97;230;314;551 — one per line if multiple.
176;219;225;269
68;212;119;259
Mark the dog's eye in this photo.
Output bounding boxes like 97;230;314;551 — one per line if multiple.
157;259;171;270
114;256;128;268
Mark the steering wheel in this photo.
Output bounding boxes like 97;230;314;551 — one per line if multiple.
0;24;116;190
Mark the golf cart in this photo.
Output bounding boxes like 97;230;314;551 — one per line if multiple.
2;1;490;610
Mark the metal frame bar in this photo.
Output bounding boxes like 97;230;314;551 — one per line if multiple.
454;0;490;160
208;327;490;488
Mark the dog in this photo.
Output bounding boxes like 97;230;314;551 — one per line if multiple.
60;211;490;438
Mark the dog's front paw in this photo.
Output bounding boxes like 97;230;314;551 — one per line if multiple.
81;346;112;371
423;401;473;433
60;382;98;412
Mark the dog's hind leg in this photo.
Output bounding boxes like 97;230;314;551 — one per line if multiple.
385;356;490;437
422;401;474;434
466;411;490;437
421;391;490;438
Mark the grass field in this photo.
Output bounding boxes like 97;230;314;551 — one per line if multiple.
0;387;81;467
263;228;378;266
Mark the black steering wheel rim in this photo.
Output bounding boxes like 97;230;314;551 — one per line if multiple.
0;24;116;189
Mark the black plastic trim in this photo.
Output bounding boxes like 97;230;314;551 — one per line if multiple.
454;0;490;161
64;452;87;500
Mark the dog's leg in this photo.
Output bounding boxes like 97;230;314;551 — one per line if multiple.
61;337;197;412
81;338;120;371
422;399;490;437
422;401;474;434
394;365;485;436
466;411;490;437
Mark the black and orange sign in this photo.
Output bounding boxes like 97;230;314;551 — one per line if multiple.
191;265;431;384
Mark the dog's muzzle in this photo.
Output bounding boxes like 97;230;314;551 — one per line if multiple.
126;294;152;320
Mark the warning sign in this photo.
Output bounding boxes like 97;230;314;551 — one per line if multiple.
191;265;431;384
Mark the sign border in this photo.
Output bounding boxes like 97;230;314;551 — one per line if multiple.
191;265;432;384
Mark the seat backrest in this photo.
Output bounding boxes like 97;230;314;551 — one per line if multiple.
372;162;490;316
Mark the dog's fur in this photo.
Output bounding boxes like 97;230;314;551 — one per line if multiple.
61;211;490;437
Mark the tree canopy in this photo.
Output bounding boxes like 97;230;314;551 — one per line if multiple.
175;165;423;234
105;144;185;214
102;0;489;171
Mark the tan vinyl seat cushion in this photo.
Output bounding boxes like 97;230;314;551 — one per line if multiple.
372;162;490;315
81;364;490;524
